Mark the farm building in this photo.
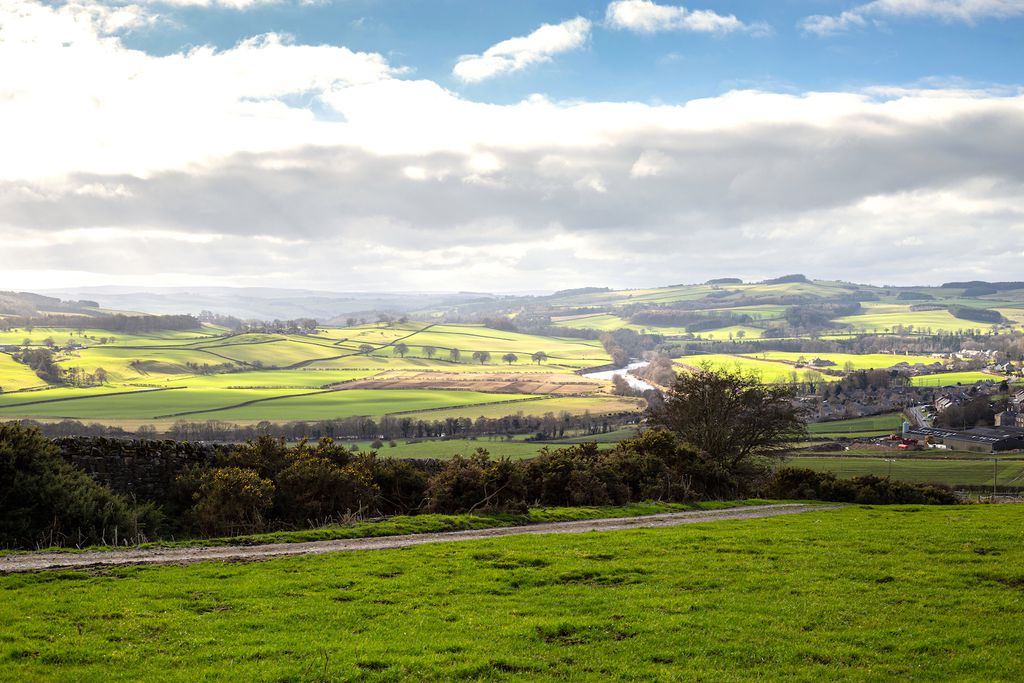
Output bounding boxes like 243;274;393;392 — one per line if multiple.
942;427;1024;454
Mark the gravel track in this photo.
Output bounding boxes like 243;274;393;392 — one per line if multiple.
0;503;840;573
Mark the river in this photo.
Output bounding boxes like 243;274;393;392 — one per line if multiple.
581;360;655;392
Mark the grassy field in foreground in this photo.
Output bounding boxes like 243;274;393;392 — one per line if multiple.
3;506;1023;680
790;456;1024;487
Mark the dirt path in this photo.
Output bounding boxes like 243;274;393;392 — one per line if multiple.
0;504;840;573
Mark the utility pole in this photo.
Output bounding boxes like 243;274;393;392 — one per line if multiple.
993;457;998;499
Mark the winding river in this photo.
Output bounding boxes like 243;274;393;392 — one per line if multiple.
582;360;655;392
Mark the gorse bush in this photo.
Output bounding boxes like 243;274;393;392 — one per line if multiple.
191;467;275;536
0;422;161;549
766;467;958;505
0;423;960;548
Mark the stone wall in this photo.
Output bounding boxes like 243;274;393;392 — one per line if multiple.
56;437;220;502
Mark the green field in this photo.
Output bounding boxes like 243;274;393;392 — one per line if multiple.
674;354;837;383
551;314;766;339
0;387;314;420
352;429;639;460
754;351;940;371
0;322;634;425
3;505;1023;680
176;389;545;422
790;456;1024;487
807;413;905;437
0;353;47;391
834;304;999;334
0;325;227;348
909;371;1005;387
397;395;646;421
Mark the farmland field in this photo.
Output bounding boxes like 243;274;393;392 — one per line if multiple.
789;456;1024;487
3;505;1023;681
171;389;545;422
397;395;646;421
833;305;999;333
752;351;940;371
908;371;1005;387
0;353;47;391
0;322;635;425
673;354;838;383
807;413;905;437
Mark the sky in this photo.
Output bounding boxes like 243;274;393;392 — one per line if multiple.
1;0;1023;293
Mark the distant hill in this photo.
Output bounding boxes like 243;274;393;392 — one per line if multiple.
0;291;101;317
39;287;492;322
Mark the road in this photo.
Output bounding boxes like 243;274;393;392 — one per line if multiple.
0;504;841;573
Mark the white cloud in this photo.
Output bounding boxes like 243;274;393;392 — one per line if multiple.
802;0;1024;35
143;0;286;9
604;0;761;34
2;1;1023;290
0;1;398;180
452;17;590;83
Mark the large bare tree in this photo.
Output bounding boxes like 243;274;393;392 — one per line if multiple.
651;364;807;473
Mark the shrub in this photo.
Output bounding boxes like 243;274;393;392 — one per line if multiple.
0;422;161;549
425;450;527;513
190;467;275;536
368;456;430;514
275;453;379;524
765;467;958;505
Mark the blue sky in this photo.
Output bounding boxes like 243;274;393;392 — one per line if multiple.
1;1;1022;291
124;0;1024;102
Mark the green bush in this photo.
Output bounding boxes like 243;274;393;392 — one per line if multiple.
275;454;379;524
425;450;527;514
190;467;275;536
0;422;161;549
766;467;958;505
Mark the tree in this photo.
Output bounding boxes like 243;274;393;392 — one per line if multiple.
423;345;437;359
531;351;548;365
472;351;491;365
358;344;374;354
651;364;807;475
502;353;518;365
393;343;409;358
93;367;109;384
449;348;462;363
0;422;161;548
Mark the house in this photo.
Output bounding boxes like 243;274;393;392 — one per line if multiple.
995;410;1024;428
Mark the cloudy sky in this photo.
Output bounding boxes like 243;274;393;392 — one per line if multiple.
2;0;1023;292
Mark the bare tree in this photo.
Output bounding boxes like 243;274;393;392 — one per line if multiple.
423;345;437;359
651;364;807;474
449;348;461;363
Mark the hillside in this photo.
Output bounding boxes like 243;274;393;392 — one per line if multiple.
541;277;1024;340
0;320;642;429
2;505;1021;680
